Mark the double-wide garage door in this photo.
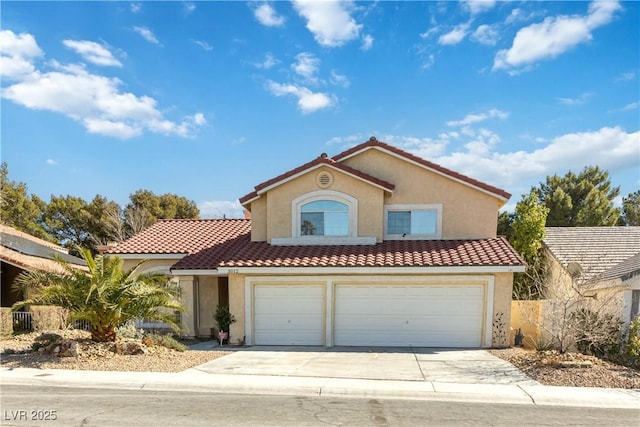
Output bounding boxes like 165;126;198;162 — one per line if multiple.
253;283;484;347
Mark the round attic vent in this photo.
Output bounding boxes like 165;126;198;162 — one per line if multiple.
317;171;333;188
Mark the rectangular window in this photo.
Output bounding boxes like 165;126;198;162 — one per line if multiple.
384;204;442;240
632;290;640;320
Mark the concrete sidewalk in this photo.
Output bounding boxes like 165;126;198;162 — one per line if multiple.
1;366;638;409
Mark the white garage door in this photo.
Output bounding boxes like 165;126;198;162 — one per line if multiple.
334;285;484;347
254;285;324;345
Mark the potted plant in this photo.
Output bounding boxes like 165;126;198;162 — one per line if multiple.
214;305;236;345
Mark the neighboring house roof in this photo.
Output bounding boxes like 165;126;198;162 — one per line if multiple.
239;154;395;205
0;224;87;273
105;219;251;256
332;138;511;201
600;253;640;282
544;227;640;282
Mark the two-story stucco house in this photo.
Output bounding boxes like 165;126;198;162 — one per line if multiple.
108;138;524;348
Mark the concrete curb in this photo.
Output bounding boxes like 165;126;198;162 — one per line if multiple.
2;368;639;409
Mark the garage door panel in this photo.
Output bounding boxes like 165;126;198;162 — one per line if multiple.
254;285;324;346
334;284;484;347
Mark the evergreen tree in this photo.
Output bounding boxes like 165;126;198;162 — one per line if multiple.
534;166;620;226
620;190;640;226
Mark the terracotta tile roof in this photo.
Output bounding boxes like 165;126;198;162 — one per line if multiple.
239;155;395;205
180;236;522;270
0;246;87;274
105;219;251;256
106;220;523;271
332;138;511;200
544;227;640;282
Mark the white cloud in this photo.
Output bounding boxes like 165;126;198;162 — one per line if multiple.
253;3;285;27
130;3;141;13
505;8;544;25
494;0;621;73
45;159;57;166
63;40;122;67
266;81;334;113
133;26;160;44
184;2;196;14
446;108;509;127
464;0;496;15
377;127;639;195
0;30;43;80
193;40;213;51
420;26;440;39
199;200;245;219
292;52;320;83
619;102;638;111
433;127;640;189
253;52;278;69
471;24;499;46
330;70;350;88
292;0;362;47
438;23;470;46
1;33;205;140
557;92;593;106
361;34;374;51
615;71;636;82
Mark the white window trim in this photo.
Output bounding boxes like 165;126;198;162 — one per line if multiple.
271;190;375;246
384;204;443;240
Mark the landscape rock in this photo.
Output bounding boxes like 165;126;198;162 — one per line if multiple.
35;332;63;343
112;341;147;355
47;340;80;357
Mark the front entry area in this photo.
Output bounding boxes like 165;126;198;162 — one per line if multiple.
246;276;493;348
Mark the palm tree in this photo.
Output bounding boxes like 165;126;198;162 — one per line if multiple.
13;248;184;342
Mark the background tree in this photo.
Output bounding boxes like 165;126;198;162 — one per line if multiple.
510;191;549;299
13;248;184;342
0;162;51;240
497;211;514;240
620;190;640;226
42;195;95;255
534;166;620;226
125;189;199;230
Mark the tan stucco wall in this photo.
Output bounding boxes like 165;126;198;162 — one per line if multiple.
228;273;246;344
197;276;219;337
511;300;543;348
261;166;385;242
341;148;503;239
250;197;268;242
232;271;514;348
492;272;514;347
121;258;181;273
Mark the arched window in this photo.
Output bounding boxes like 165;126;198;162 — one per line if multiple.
300;200;349;236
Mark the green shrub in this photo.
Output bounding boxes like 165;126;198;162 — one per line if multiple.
145;333;186;352
116;321;144;340
625;316;640;363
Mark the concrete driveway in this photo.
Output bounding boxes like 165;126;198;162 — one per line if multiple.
194;347;538;385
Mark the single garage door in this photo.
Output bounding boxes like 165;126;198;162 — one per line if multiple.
334;284;484;347
254;285;324;345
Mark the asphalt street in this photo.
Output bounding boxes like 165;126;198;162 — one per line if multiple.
1;385;638;427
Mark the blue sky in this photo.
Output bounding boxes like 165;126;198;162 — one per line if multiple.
2;1;638;218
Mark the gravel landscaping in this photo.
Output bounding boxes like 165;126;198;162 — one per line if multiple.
0;330;229;372
490;347;640;389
